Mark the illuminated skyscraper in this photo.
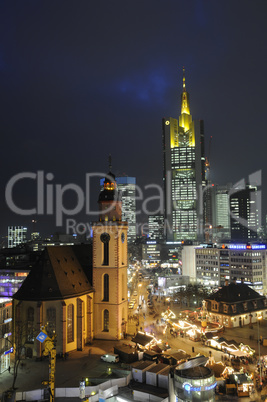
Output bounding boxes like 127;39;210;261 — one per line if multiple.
148;214;165;240
230;185;260;241
163;69;205;241
8;226;27;248
116;177;136;243
211;184;232;242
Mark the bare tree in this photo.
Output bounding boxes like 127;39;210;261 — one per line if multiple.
174;284;211;309
8;320;37;390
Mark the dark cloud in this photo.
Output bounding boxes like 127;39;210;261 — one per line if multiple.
1;0;267;236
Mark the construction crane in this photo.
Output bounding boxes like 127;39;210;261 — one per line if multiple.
205;135;212;182
204;136;213;242
38;326;57;402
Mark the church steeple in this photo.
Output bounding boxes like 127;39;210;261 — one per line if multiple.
179;67;192;132
108;154;112;172
98;157;122;222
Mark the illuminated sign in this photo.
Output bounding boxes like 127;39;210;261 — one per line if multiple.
4;347;13;355
252;244;266;249
4;318;12;324
36;331;48;343
183;382;217;392
205;382;217;391
184;383;198;392
229;244;266;250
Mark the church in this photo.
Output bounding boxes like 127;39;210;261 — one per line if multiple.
12;168;128;358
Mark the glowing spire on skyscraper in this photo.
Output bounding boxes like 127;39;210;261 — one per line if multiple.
179;67;192;132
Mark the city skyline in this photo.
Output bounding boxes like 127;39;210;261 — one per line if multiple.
1;1;267;236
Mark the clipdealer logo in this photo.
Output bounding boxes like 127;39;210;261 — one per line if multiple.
5;171;119;226
5;169;261;235
5;170;165;231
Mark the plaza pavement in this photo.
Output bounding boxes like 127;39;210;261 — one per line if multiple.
0;339;125;394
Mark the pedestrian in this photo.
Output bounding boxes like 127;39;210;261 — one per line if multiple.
8;366;10;373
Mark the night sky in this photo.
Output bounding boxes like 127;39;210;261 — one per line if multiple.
1;1;267;239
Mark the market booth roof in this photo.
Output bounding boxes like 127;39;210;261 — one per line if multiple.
231;350;247;357
132;332;154;346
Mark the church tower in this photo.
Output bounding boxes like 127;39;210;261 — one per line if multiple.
92;161;128;340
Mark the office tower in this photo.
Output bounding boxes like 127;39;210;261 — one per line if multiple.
265;214;267;238
203;136;213;241
203;186;213;241
142;241;161;266
162;69;205;241
8;226;27;248
230;185;260;241
148;214;165;240
195;243;267;293
195;246;220;287
116;177;136;243
212;184;232;241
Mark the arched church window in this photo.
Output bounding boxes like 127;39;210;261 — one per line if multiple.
27;307;34;343
100;233;110;265
103;274;109;301
47;307;56;338
103;309;109;332
67;304;74;343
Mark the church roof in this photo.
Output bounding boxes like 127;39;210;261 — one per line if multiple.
206;282;263;303
13;246;93;301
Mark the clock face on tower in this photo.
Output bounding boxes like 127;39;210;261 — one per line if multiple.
100;233;110;243
121;232;125;243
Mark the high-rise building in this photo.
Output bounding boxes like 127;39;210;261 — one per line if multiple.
148;214;165;240
195;243;267;294
116;177;136;243
8;226;27;248
162;69;205;242
211;184;232;241
230;185;260;241
100;176;136;243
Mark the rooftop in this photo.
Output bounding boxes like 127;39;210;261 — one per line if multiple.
13;245;93;301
